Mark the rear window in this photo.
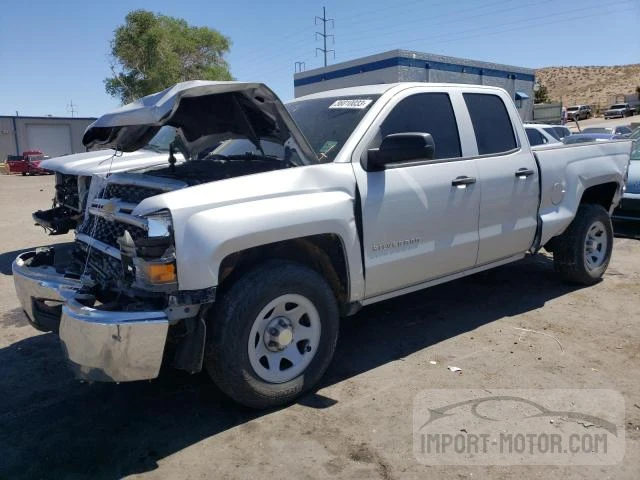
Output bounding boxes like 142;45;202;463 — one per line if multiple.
463;93;517;155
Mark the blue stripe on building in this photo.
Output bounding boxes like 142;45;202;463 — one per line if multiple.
294;56;535;87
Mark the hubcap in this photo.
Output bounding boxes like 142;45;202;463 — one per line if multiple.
248;294;321;384
584;220;608;270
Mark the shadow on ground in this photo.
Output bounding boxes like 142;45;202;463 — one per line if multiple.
0;254;589;479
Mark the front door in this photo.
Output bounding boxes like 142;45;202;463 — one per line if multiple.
353;91;482;298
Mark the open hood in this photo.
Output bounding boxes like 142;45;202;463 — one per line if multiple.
83;81;318;165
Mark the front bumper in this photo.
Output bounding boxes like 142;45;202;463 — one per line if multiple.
13;250;169;382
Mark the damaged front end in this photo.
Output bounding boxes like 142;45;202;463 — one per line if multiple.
14;176;214;382
32;173;91;235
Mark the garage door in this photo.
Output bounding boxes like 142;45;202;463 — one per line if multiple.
26;124;72;157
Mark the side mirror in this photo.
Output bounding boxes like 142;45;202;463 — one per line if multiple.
364;133;435;172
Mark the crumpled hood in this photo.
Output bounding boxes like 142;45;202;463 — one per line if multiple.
83;80;317;165
38;149;177;176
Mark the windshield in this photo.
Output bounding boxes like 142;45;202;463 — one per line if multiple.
142;126;178;152
610;104;627;109
543;127;561;140
286;95;381;162
566;106;579;112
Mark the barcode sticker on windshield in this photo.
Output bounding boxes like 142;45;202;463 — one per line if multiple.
329;99;373;109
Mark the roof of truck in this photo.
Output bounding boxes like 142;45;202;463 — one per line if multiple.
290;82;508;102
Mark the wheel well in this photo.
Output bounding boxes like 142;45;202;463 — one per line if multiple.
580;182;618;211
218;234;349;312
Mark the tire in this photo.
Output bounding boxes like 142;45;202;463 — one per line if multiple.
553;204;613;285
205;261;339;409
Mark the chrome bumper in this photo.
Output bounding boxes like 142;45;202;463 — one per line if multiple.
12;250;169;382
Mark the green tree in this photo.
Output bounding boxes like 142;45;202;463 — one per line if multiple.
534;84;551;104
105;10;233;104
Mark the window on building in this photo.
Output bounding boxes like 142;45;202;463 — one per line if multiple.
463;93;517;155
377;93;461;159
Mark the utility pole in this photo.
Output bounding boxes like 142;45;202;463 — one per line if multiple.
67;100;77;117
315;6;334;67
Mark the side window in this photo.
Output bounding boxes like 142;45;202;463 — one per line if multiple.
526;128;545;146
463;93;517;155
378;93;461;159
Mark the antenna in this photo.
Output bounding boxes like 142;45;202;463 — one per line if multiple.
295;61;306;73
67;100;77;117
315;6;335;67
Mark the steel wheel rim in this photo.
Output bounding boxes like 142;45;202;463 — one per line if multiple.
584;220;608;270
248;294;321;384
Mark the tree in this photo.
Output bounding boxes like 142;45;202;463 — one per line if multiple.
105;10;233;104
534;84;551;104
636;85;640;100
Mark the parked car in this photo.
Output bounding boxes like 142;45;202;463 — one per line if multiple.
603;103;633;119
33;126;182;235
12;81;631;409
566;105;592;120
612;138;640;221
582;126;633;137
524;124;562;147
6;150;51;175
562;133;624;144
543;125;572;140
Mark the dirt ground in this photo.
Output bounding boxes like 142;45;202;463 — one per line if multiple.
0;174;638;480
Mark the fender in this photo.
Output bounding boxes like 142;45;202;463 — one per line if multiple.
534;140;630;245
134;162;365;301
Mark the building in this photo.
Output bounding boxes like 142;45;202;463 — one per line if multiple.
294;49;536;120
0;115;96;161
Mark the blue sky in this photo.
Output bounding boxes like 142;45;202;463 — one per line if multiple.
1;0;638;117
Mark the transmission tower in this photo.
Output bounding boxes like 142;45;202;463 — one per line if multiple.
315;6;335;67
67;100;77;117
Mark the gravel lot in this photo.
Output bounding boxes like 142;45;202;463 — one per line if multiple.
0;174;638;479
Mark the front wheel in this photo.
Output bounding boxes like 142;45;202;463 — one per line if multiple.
205;261;339;409
553;204;613;285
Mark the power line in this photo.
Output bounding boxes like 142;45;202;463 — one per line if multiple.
336;0;635;60
315;6;335;67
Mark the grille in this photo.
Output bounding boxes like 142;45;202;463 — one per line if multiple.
85;247;124;286
79;215;147;249
103;183;164;204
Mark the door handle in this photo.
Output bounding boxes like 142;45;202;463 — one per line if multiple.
451;176;477;187
515;168;535;178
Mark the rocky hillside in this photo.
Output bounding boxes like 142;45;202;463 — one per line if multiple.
535;64;640;110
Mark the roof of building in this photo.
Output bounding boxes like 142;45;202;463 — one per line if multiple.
294;49;535;88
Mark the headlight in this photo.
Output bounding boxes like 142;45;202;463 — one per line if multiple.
145;209;173;238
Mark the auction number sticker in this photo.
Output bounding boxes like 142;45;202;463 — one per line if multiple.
329;99;373;109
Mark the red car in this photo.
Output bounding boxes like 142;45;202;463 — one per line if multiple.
5;151;51;175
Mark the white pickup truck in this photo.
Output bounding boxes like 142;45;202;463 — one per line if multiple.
13;81;631;408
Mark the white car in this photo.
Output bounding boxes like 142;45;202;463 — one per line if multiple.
13;81;631;408
524;124;562;147
33;126;182;234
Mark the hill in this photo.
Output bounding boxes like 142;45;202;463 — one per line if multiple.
535;64;640;111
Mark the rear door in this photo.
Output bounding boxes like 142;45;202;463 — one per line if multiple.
463;92;540;264
353;88;481;298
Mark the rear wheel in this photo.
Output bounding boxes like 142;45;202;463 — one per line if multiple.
553;204;613;285
205;261;339;409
